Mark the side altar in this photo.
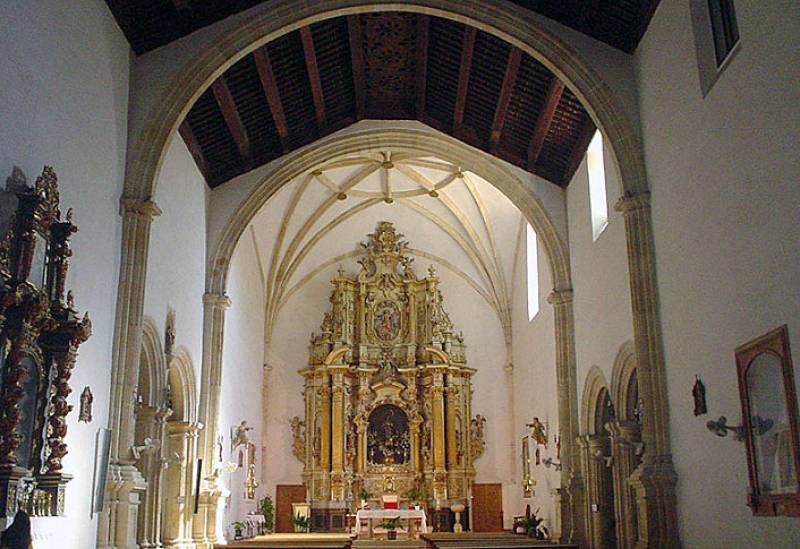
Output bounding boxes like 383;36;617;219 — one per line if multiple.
290;222;486;531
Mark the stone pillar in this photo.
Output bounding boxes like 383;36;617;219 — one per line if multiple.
607;420;642;549
136;405;171;548
197;292;231;472
162;421;199;548
615;192;680;549
99;198;160;549
547;289;586;547
330;371;345;500
579;435;614;549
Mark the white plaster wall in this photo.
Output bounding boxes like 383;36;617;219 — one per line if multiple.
635;1;800;547
566;139;633;413
511;230;561;532
218;234;266;532
0;1;129;547
144;134;208;399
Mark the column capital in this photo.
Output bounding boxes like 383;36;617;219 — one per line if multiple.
547;288;574;306
119;197;162;219
203;292;231;309
614;190;651;214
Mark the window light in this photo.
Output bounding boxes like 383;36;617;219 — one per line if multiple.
587;130;608;241
526;223;539;321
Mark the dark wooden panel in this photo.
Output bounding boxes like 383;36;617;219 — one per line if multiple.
472;483;504;532
275;484;307;533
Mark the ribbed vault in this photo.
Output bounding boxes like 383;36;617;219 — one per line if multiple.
246;150;528;364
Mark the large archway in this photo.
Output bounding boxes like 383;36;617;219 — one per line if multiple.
106;2;678;547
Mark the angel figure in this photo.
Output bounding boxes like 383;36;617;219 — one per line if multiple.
231;420;253;452
528;417;548;447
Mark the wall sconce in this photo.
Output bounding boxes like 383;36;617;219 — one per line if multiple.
706;416;745;441
542;456;562;471
707;415;773;442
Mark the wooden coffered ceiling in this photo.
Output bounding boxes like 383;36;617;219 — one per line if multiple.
105;3;659;189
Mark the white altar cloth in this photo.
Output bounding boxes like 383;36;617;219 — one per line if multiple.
355;509;428;535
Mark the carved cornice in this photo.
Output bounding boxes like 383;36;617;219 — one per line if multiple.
614;191;651;215
119;197;162;220
202;292;231;310
547;288;574;306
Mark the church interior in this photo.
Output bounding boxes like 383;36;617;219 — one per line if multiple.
0;1;798;548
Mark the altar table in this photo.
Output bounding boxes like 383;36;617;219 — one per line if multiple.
355;509;428;538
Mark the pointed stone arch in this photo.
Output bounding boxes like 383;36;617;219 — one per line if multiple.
168;346;198;424
610;340;638;422
580;366;610;437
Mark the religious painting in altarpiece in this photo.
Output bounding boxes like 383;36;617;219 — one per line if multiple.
290;222;486;513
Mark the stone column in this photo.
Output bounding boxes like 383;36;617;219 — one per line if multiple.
198;292;231;472
615;192;680;549
607;420;642;549
579;435;614;549
99;198;160;549
547;289;586;547
162;421;199;548
136;405;171;548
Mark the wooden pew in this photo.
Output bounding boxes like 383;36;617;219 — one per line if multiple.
420;532;578;549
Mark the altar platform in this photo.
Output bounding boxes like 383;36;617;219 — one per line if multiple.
218;533;353;548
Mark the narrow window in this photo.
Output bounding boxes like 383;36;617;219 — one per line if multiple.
707;0;739;66
587;130;608;241
526;223;539;321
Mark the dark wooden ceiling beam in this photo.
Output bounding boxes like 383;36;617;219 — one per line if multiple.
415;14;430;119
253;46;290;152
171;0;192;15
563;118;597;184
178;120;208;179
453;26;477;135
299;26;327;130
210;76;251;164
577;0;602;32
489;47;522;152
527;76;565;169
346;16;366;120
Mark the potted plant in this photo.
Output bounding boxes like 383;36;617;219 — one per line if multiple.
291;513;310;533
359;487;373;508
404;487;425;508
260;495;274;533
378;517;402;540
521;508;548;540
232;521;246;540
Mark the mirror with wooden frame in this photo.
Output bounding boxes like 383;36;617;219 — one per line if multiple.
735;325;800;516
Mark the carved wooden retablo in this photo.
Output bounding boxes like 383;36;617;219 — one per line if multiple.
291;222;485;511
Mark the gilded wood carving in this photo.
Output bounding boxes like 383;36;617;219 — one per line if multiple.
293;222;484;510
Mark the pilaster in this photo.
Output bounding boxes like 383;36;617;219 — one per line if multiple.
100;198;160;549
607;420;642;549
197;292;231;473
615;192;680;549
547;288;586;547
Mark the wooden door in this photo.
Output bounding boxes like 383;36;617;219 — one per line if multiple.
275;484;306;533
471;483;504;532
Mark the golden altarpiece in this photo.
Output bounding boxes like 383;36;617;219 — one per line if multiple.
291;222;485;531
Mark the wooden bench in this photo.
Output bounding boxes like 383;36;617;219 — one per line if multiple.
420;532;578;549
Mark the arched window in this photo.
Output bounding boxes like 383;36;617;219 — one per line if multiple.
526;223;539;321
587;130;608;241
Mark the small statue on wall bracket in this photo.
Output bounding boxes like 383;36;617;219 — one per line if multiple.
527;417;548;447
231;420;252;452
692;375;707;416
79;386;93;423
165;308;176;357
